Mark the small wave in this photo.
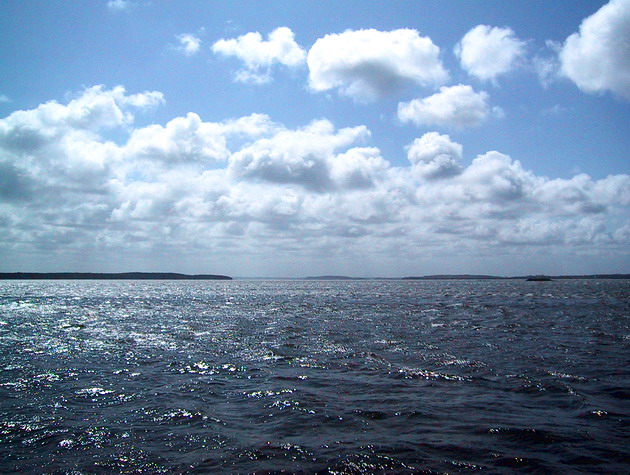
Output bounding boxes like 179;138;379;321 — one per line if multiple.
396;367;471;382
155;408;216;424
328;452;416;473
487;427;567;445
75;387;113;397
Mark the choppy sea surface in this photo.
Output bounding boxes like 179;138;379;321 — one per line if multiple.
0;279;628;473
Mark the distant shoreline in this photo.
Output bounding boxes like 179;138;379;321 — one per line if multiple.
0;273;628;281
0;272;232;280
402;274;630;280
305;274;630;280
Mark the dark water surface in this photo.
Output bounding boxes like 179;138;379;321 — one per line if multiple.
0;279;628;473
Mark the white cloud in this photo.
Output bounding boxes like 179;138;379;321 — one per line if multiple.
533;57;559;88
307;28;449;102
559;0;630;100
330;147;389;190
1;85;629;275
218;113;279;138
227;119;371;191
176;34;201;56
533;40;562;87
121;112;279;181
107;0;130;11
406;132;463;179
125;113;230;166
460;151;536;203
0;85;165;196
0;85;163;151
398;84;495;128
212;27;306;84
455;25;526;81
0;95;10;103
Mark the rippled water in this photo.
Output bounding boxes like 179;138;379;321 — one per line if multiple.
0;279;628;473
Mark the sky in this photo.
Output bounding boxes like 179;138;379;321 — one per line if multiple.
0;0;629;277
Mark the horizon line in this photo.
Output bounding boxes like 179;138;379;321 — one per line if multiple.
1;272;629;281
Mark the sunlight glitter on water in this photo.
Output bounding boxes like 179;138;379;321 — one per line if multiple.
0;279;628;472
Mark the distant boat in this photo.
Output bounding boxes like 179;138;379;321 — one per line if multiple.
526;276;552;281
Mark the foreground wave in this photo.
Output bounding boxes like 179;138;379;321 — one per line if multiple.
0;279;628;472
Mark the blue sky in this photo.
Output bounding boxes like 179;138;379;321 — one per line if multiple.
0;0;629;276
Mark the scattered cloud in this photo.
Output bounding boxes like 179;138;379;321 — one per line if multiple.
1;86;628;271
107;0;131;11
455;25;526;82
541;104;570;116
307;28;449;102
212;27;306;84
559;0;630;100
0;95;10;103
398;84;497;129
176;33;201;56
533;52;560;88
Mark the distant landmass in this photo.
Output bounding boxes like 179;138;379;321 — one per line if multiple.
1;273;628;281
403;274;501;280
0;272;232;280
305;274;630;280
403;274;630;280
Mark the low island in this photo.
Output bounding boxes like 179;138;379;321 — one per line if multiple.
0;272;232;280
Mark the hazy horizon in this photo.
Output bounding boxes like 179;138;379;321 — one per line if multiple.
1;271;629;281
1;0;629;277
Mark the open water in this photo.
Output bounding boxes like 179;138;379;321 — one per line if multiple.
0;279;628;473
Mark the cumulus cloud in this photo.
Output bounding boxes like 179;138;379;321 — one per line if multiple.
1;85;629;274
227;119;372;191
398;84;497;128
0;85;163;200
330;147;389;190
121;112;279;182
307;28;449;102
455;25;526;81
176;34;201;56
559;0;630;100
0;85;163;153
212;27;306;84
459;151;535;202
406;132;463;179
125;113;230;166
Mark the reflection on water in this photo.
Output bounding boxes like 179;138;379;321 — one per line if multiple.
0;279;628;472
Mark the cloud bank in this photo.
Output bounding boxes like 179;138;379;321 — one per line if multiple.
1;86;628;274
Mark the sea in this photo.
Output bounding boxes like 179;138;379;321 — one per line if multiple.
0;279;628;473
